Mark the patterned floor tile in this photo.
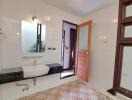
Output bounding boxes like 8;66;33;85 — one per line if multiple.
19;80;111;100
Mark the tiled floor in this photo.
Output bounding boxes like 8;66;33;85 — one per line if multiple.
19;80;112;100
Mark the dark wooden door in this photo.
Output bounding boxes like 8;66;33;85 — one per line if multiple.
69;28;77;69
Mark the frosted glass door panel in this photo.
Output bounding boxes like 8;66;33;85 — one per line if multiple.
79;25;88;50
121;47;132;90
124;25;132;37
125;5;132;17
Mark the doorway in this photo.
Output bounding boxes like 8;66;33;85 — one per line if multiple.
76;21;92;82
61;20;77;78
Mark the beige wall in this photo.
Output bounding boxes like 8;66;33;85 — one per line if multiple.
0;0;81;100
0;0;122;99
0;0;81;69
0;40;2;70
81;1;119;92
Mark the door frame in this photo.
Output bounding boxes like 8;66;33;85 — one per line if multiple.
75;20;92;81
60;20;77;79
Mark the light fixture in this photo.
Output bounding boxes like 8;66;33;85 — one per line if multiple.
16;32;20;36
32;16;38;23
46;17;51;21
44;16;51;21
112;19;118;23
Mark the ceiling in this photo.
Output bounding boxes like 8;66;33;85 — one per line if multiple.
42;0;116;17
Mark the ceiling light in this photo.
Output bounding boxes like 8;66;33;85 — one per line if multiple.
16;32;20;36
45;16;51;21
112;19;118;23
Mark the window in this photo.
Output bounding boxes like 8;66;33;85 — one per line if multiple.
108;0;132;99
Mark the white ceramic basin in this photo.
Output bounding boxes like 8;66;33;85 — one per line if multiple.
22;65;49;78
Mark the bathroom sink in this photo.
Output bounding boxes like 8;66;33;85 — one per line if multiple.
22;65;49;78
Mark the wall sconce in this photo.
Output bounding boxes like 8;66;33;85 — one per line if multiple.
45;16;51;21
112;19;118;23
32;16;39;23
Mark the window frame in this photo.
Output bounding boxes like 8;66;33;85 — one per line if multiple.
108;0;132;99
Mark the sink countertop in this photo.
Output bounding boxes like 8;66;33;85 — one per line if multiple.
0;63;61;75
0;63;62;84
0;67;23;75
46;63;61;67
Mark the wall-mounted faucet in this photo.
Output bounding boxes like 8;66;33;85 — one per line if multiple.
16;83;29;91
33;78;37;86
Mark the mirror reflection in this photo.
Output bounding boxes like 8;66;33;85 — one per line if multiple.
21;20;46;53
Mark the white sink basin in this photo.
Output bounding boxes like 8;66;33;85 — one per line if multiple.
22;65;49;78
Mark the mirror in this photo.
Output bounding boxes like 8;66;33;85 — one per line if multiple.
21;20;46;53
121;46;132;90
125;4;132;17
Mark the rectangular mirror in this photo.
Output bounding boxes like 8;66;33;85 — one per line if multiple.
21;20;46;53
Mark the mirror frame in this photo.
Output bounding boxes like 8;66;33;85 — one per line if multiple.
20;20;46;57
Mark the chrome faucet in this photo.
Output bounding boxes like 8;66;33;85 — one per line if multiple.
33;60;37;65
